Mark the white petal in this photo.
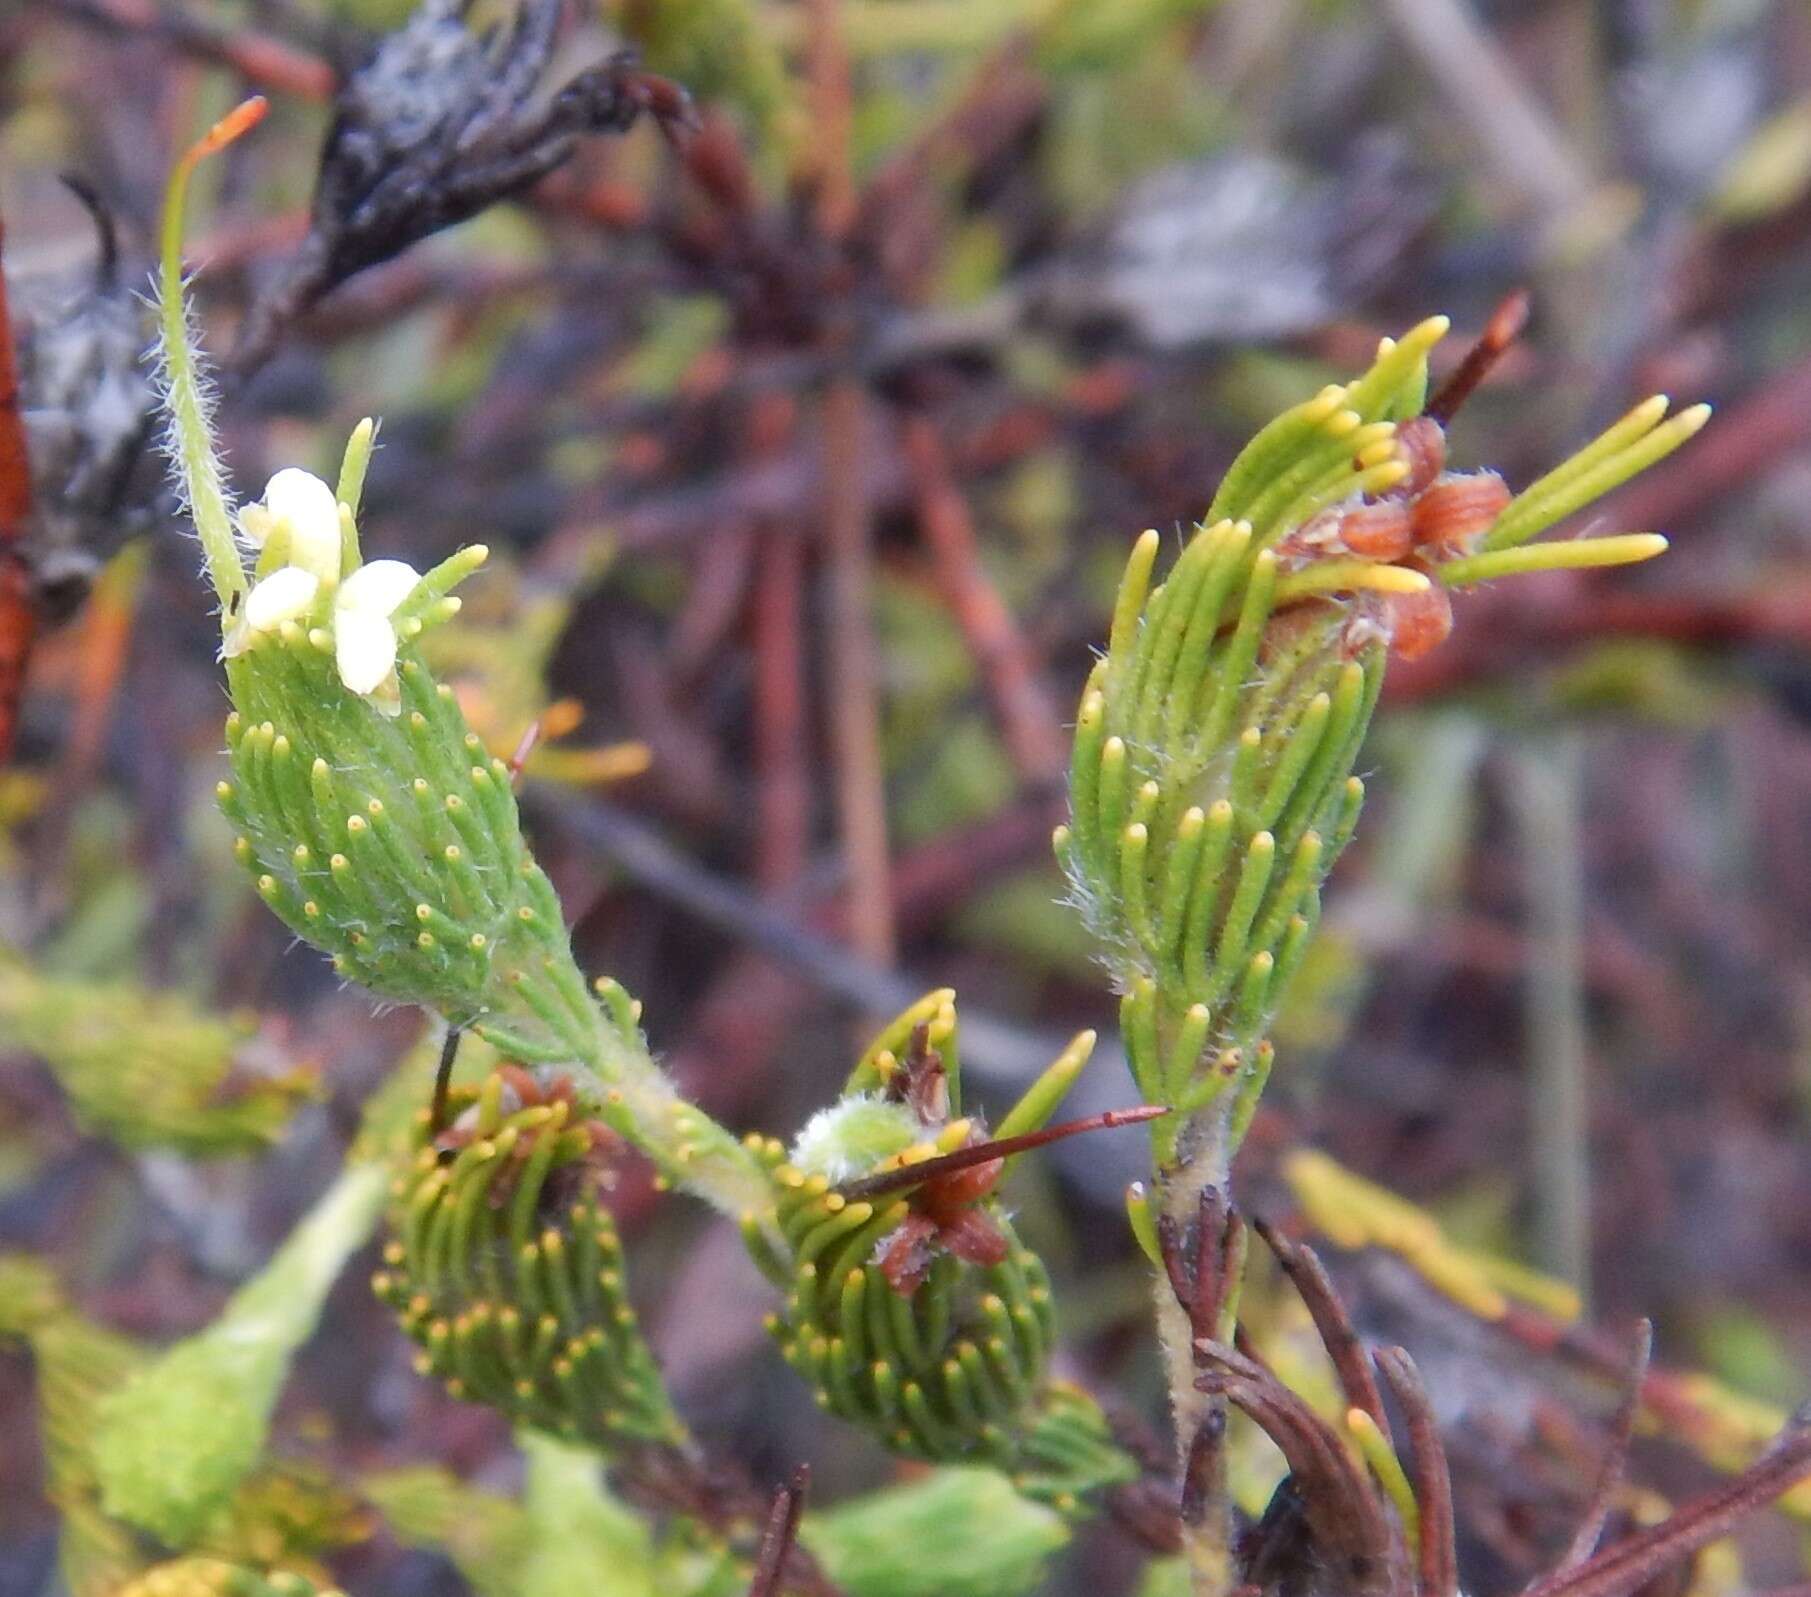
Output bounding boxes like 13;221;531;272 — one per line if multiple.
243;567;321;632
335;610;398;695
236;504;274;549
261;468;342;583
337;558;421;617
263;468;339;534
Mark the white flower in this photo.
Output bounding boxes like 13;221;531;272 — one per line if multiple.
223;565;320;658
239;468;342;585
333;558;421;695
225;553;421;698
242;566;321;632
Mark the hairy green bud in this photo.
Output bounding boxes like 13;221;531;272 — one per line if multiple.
759;1126;1061;1467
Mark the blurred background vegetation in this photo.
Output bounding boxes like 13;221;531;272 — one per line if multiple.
1;0;1809;1593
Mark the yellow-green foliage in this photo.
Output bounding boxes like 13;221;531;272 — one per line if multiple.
361;1468;533;1597
1284;1147;1582;1323
117;1561;345;1597
91;1165;389;1545
0;1259;369;1596
0;1255;146;1597
804;1466;1071;1597
364;1437;742;1597
366;1443;1072;1597
0;959;316;1155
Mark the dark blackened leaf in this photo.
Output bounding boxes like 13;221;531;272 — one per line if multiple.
11;180;160;624
234;0;691;369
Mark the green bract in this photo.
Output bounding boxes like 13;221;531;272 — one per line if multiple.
118;1562;344;1597
749;993;1136;1510
91;1165;388;1544
1060;316;1702;1171
373;1074;687;1453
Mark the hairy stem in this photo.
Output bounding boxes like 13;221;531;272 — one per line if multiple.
474;935;777;1236
157;100;266;613
1154;1135;1236;1597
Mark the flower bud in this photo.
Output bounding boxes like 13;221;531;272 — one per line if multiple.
753;994;1136;1509
373;1071;686;1453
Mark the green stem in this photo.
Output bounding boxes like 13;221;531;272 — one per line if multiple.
475;930;776;1237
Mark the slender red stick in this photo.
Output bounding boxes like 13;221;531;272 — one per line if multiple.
836;1105;1168;1201
746;1464;811;1597
1426;288;1531;425
0;217;37;766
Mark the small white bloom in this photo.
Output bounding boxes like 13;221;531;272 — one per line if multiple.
223;565;321;658
333;558;421;695
239;468;342;585
244;566;321;631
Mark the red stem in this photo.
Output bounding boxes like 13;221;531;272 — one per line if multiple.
835;1105;1168;1201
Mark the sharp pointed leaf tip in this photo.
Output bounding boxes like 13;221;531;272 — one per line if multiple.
186;98;269;166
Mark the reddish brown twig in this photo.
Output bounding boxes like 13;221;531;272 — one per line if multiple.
1488;1294;1802;1493
507;721;544;787
1556;1319;1652;1574
609;1449;841;1597
904;415;1067;786
752;524;811;892
798;0;895;979
1426;288;1531;425
1522;1413;1811;1597
48;0;336;100
0;217;37;767
747;1464;811;1597
1156;1188;1245;1543
1180;1407;1227;1528
819;378;894;971
54;545;143;797
1374;1347;1459;1597
834;1104;1166;1202
1158;1186;1244;1346
804;0;856;239
1195;1337;1405;1597
1253;1216;1392;1443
